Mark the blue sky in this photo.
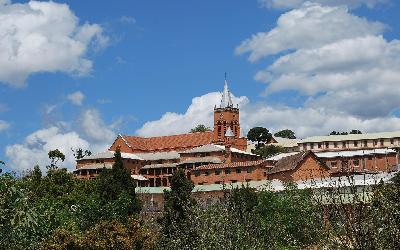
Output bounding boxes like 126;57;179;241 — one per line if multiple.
1;0;400;172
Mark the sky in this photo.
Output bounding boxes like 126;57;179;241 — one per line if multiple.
1;0;400;173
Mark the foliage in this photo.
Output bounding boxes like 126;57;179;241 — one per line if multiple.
274;129;296;139
47;149;66;170
330;130;362;135
190;124;212;133
252;144;285;158
71;148;92;160
247;127;272;148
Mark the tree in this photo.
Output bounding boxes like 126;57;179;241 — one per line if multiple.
47;149;65;170
252;145;285;158
350;129;362;134
71;148;92;160
274;129;296;139
96;147;141;215
0;160;4;174
190;124;211;133
247;127;272;148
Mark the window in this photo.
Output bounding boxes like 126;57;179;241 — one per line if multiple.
264;172;267;177
310;143;314;149
205;171;210;176
342;142;346;148
215;181;221;184
373;140;378;146
391;138;394;145
236;168;241;174
194;171;200;177
318;143;322;149
303;144;307;150
231;180;237;183
380;139;384;146
353;160;360;166
325;142;329;149
363;140;368;147
225;169;231;174
331;161;337;168
333;142;338;148
246;167;253;173
215;170;221;175
354;141;358;147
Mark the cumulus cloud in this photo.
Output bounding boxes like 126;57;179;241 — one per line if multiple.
6;108;117;172
236;3;400;119
236;4;384;62
136;92;400;138
136;91;400;139
0;1;109;87
79;109;116;144
5;126;89;172
67;91;85;106
0;120;10;132
258;0;388;9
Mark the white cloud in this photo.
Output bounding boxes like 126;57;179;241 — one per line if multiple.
6;108;117;172
136;92;248;137
236;3;400;119
0;1;109;87
5;126;89;172
136;91;400;139
67;91;85;106
236;3;384;62
0;120;10;132
258;0;388;9
79;109;116;143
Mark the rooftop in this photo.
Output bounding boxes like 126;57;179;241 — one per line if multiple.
194;159;269;170
118;131;214;152
182;143;255;156
315;148;397;158
300;131;400;143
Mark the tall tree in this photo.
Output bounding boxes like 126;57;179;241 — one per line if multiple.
274;129;296;139
247;127;272;148
350;129;362;134
190;124;212;133
47;149;65;170
162;169;195;238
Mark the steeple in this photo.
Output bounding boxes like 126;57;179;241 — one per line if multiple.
220;74;233;108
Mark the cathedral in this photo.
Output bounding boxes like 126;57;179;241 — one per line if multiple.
73;79;332;187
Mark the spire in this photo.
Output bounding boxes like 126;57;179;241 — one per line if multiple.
220;74;233;108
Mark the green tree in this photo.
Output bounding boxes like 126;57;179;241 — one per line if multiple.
96;148;141;216
71;148;92;160
274;129;296;139
350;129;362;134
0;160;4;174
190;124;211;133
160;169;196;248
247;127;272;148
252;144;285;158
47;149;65;170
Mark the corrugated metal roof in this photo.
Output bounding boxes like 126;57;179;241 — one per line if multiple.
300;131;400;143
178;157;222;164
182;144;255;156
266;152;299;161
75;163;113;170
315;148;397;158
82;151;142;160
136;151;180;161
141;163;178;169
135;171;399;194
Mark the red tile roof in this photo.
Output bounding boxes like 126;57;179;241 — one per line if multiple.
195;160;271;170
119;131;214;152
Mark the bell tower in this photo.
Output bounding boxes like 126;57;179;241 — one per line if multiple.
213;77;241;144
